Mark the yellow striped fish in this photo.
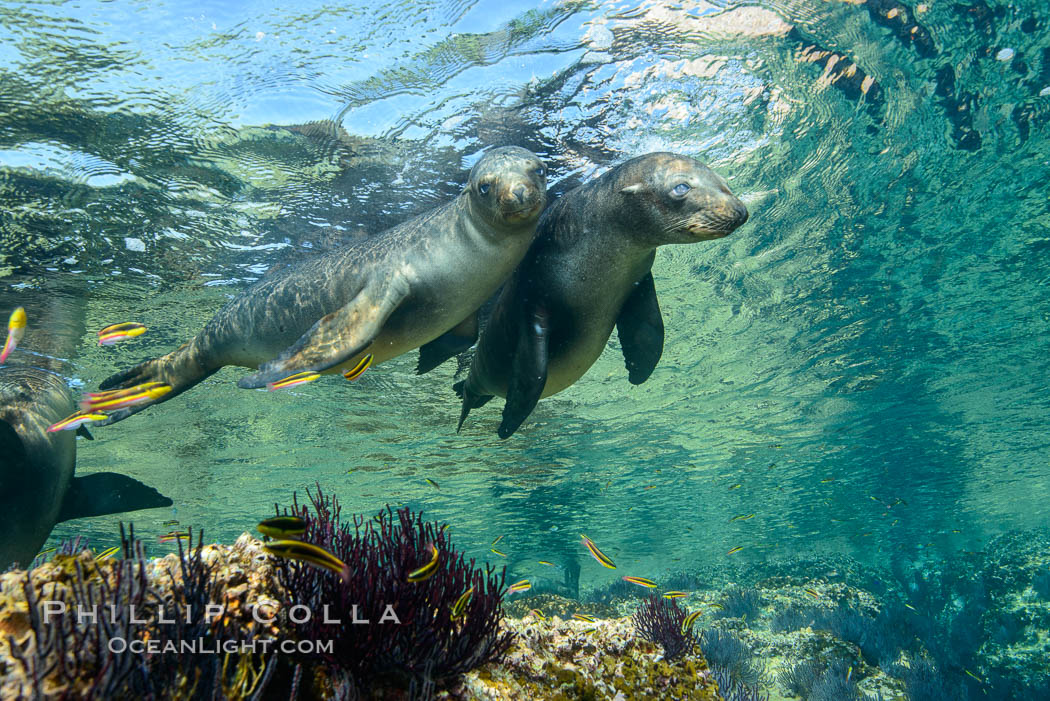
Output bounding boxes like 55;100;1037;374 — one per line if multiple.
257;516;308;539
159;531;190;543
97;322;146;346
581;534;616;569
80;383;171;412
451;587;474;619
1;307;26;364
264;540;348;577
47;412;108;433
407;542;440;582
342;354;373;381
94;546;121;561
622;576;657;588
267;371;320;391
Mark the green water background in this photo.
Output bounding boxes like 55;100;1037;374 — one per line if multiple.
1;0;1048;593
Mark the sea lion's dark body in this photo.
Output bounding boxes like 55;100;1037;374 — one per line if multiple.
453;153;749;438
0;365;172;570
98;146;547;423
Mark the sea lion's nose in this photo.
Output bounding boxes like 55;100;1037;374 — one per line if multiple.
728;199;749;229
513;183;528;203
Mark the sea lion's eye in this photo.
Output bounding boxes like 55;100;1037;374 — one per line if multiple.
479;183;491;195
535;166;545;177
672;183;691;197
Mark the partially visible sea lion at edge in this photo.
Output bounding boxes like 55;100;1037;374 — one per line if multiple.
451;152;749;438
97;146;547;424
1;364;173;570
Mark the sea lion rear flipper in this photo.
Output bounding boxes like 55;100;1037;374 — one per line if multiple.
498;303;550;439
615;272;664;385
417;314;479;375
238;275;411;389
58;472;173;522
96;342;216;426
0;421;27;463
453;380;494;432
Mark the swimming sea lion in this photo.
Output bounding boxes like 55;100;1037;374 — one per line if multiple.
0;365;173;570
451;152;749;438
97;146;547;424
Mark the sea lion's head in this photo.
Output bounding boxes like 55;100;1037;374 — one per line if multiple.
617;153;749;244
466;146;547;232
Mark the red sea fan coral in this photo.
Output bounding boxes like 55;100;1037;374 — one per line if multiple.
632;594;694;662
271;485;512;696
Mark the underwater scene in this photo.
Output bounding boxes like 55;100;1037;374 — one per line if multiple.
2;0;1049;698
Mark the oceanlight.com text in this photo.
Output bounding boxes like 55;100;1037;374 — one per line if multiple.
107;638;333;655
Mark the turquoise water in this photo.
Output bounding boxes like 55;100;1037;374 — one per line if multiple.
2;0;1048;626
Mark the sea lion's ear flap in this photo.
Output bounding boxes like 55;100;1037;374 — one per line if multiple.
621;183;645;195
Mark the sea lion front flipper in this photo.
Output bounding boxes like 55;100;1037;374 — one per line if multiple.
498;304;550;439
615;272;664;385
0;421;27;463
58;472;173;522
417;313;479;375
238;275;411;389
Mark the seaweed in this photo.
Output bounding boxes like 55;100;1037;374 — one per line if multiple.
769;604;814;633
808;660;863;701
3;524;277;700
662;571;705;591
809;603;899;667
896;657;967;701
272;485;511;697
137;528;277;700
709;665;769;701
778;659;824;698
587;575;650;604
697;628;765;688
5;540;152;698
631;594;693;661
714;587;763;623
1031;568;1050;600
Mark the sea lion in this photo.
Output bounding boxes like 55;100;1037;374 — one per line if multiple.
0;365;173;570
97;146;547;424
450;152;749;438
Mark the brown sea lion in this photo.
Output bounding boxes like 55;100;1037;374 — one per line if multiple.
0;364;172;570
96;146;547;424
450;152;749;438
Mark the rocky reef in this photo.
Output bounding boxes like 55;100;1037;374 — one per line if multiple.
0;535;722;700
3;503;1047;700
